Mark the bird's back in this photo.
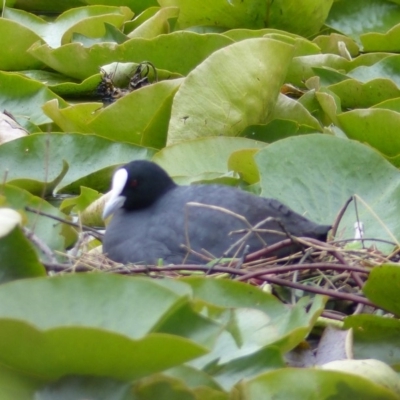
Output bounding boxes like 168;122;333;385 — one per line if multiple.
103;184;330;264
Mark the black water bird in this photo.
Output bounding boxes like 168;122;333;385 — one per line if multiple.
102;160;331;264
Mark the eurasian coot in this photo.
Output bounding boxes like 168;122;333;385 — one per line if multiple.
102;160;331;264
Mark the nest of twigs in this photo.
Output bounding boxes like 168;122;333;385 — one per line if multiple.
41;232;397;321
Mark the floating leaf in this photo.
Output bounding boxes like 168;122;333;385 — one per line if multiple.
0;209;46;284
168;38;294;144
153;136;266;182
329;79;400;109
159;0;267;30
2;184;76;253
234;368;399;399
268;0;334;37
363;265;400;316
0;133;156;193
3;6;133;48
344;314;400;368
0;71;68;127
337;108;400;158
88;79;183;149
127;6;179;39
0;19;44;70
362;23;400;52
327;0;400;45
29;32;234;80
255;134;400;253
0;275;217;380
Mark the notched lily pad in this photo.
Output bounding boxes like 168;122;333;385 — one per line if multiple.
168;38;294;144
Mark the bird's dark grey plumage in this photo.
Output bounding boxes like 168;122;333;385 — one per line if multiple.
102;160;330;264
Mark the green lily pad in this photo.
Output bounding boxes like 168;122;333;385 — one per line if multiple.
0;209;46;284
0;274;215;380
228;149;261;185
2;184;76;253
72;22;129;46
0;133;156;193
43;101;100;133
167;38;294;145
287;54;349;87
327;0;400;46
3;6;133;48
159;0;267;30
88;79;183;149
234;368;400;399
223;28;294;41
60;186;101;215
0;18;44;70
337;108;400;158
9;160;69;197
313;33;359;57
153;136;266;181
268;0;334;37
263;33;321;57
28;32;234;80
124;6;160;33
348;55;400;87
189;294;325;388
363;265;400;316
344;314;400;368
312;67;349;86
255;134;400;253
328;79;400;109
0;71;68;127
127;6;179;39
362;22;400;52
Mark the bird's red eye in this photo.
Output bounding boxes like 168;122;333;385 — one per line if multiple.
130;179;138;188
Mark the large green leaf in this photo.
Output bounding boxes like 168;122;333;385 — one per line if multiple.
0;71;68;127
2;184;76;253
167;38;294;145
337;108;400;158
127;6;179;38
328;79;400;109
0;133;156;193
29;32;234;80
363;265;400;316
287;54;350;87
152;136;266;182
255;134;400;253
234;368;400;399
0;19;44;70
0;208;46;283
3;6;133;48
0;275;217;380
268;0;334;37
88;79;183;148
348;55;400;86
42;101;100;133
344;314;400;368
362;23;400;52
190;295;325;389
159;0;267;30
327;0;400;45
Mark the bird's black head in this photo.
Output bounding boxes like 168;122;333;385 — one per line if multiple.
103;160;176;218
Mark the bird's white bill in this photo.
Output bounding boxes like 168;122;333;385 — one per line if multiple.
102;168;128;219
